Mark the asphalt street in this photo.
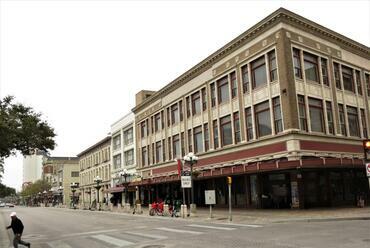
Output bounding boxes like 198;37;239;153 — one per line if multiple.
1;207;369;248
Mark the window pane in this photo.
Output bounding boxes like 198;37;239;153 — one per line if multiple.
304;59;319;82
252;56;267;89
347;106;360;137
255;101;271;137
309;98;324;132
220;115;232;146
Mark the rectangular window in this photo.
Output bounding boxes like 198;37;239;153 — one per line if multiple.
167;137;172;160
338;104;347;136
152;143;155;164
113;154;121;170
142;147;147;166
326;101;334;135
213;120;219;149
233;112;241;144
365;73;370;96
347;106;360;137
361;109;368;138
204;123;209;152
273;97;283;133
241;64;249;93
113;135;121;150
124;128;133;145
293;48;302;79
193;126;203;153
186;96;191;117
210;83;216;107
171;103;179;124
355;70;362;95
254;100;272;137
167;107;171;127
217;76;230;104
181;132;185;157
245;107;253;141
151;116;154;134
172;134;180;158
297;95;308;131
304;52;319;82
251;55;267;89
321;58;329;86
268;50;277;82
154;113;161;132
220;115;233;146
71;171;79;177
161;111;165;129
147;145;150;165
191;91;201;115
187;129;192;152
342;65;355;92
155;141;162;163
124;149;134;165
308;97;325;133
230;71;238;98
179;100;183;122
334;62;341;89
201;87;207;111
162;139;166;162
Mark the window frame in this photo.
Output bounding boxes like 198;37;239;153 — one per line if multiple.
220;115;233;147
303;52;320;83
217;75;230;104
251;55;267;89
293;48;302;79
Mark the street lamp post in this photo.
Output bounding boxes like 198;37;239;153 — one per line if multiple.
94;176;102;211
43;190;47;207
119;169;130;204
70;182;79;209
86;188;92;210
183;152;199;214
58;186;63;207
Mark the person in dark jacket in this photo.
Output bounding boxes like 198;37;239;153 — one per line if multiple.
6;212;31;248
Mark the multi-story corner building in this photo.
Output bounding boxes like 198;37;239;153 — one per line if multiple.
42;157;80;206
78;137;111;208
108;112;138;206
132;8;370;209
23;149;47;185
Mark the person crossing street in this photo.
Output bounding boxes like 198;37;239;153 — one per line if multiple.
6;212;31;248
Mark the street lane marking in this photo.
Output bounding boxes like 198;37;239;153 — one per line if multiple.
91;234;134;246
156;227;203;235
188;224;235;230
61;229;118;237
216;223;262;228
47;240;73;248
125;231;167;240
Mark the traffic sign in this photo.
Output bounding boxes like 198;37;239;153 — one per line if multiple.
181;176;192;188
366;163;370;177
204;190;216;205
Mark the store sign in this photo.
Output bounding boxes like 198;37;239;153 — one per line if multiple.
181;176;192;188
204;190;216;205
366;163;370;177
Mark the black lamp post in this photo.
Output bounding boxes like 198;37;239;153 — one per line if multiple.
94;176;102;211
58;186;63;206
119;169;130;204
86;188;92;210
70;182;79;209
183;152;199;214
43;190;47;206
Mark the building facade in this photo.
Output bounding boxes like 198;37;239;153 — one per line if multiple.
78;137;111;209
23;149;46;185
108;112;139;206
132;8;370;209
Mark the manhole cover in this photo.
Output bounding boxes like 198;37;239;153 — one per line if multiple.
142;245;165;248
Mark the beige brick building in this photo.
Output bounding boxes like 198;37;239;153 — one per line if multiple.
132;8;370;209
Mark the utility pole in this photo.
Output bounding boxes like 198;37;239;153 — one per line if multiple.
227;176;232;222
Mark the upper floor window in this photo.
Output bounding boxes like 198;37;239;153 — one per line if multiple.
124;128;133;145
125;149;134;166
241;64;250;93
293;48;302;79
213;120;219;149
201;88;207;111
321;58;329;86
154;113;161;132
347;106;360;137
233;112;241;144
338;104;347;136
268;50;277;82
179;100;184;122
210;83;216;107
245;107;253;141
167;107;171;127
308;97;324;133
326;101;334;135
167;137;172;160
355;70;362;95
254;100;272;137
171;103;179;124
217;76;229;104
297;95;307;131
155;141;162;163
172;134;180;158
113;154;121;170
186;96;191;117
333;62;341;89
113;135;121;150
192;91;201;115
193;126;203;153
272;97;283;134
365;73;370;96
187;129;192;153
230;71;238;98
361;109;368;138
220;115;232;146
342;65;355;92
204;123;209;152
181;132;185;157
141;147;147;166
251;56;267;89
71;171;79;177
303;52;319;82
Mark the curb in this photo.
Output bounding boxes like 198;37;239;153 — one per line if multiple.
272;216;370;224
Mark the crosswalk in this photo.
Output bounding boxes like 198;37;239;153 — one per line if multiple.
29;222;262;248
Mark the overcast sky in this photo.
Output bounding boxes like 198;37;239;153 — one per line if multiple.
1;0;369;191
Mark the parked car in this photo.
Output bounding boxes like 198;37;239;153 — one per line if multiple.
0;202;5;207
5;203;15;208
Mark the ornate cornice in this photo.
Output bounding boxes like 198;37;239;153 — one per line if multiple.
132;8;370;114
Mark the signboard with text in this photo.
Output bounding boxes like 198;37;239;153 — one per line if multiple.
366;163;370;177
205;190;216;205
181;176;192;188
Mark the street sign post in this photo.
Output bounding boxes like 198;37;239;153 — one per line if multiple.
366;163;370;190
227;177;232;222
181;176;192;188
205;190;216;218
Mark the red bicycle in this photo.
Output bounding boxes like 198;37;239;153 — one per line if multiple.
149;201;164;216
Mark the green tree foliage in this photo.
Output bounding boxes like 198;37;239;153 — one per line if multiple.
20;179;51;197
0;96;56;177
0;182;16;198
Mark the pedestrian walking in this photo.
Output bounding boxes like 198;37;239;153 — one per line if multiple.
6;212;31;248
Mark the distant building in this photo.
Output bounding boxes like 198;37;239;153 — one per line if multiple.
23;149;47;184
